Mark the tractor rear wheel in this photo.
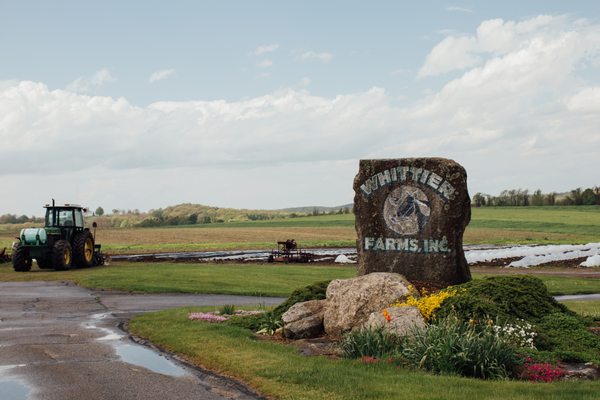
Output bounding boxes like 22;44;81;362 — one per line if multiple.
53;240;72;271
12;245;32;272
73;231;95;267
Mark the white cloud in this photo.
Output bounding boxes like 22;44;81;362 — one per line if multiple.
66;68;116;92
296;50;334;63
391;68;411;76
566;87;600;113
418;36;480;77
256;60;273;69
298;77;311;87
254;43;279;55
418;15;566;77
255;72;270;79
445;6;473;14
149;69;176;83
0;81;389;175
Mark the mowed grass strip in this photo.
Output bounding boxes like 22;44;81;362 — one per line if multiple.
0;262;598;296
560;300;600;318
0;262;356;297
129;307;600;400
468;206;600;244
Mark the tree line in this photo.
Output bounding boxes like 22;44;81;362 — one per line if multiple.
472;187;600;207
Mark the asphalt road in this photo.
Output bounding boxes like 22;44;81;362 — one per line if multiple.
0;281;284;400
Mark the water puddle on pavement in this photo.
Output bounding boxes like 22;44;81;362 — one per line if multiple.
84;313;190;377
83;313;125;341
115;344;189;377
0;366;31;400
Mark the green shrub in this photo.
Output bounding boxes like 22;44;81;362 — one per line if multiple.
438;276;573;323
271;280;330;319
536;312;600;364
227;280;330;332
401;317;521;380
226;313;264;331
258;311;283;335
219;304;236;315
438;276;600;365
341;327;402;359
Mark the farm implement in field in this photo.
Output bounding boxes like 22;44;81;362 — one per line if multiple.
0;248;10;263
267;239;314;263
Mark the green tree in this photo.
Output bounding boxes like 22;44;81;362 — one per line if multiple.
568;188;584;205
95;207;105;216
472;193;486;207
582;188;598;206
187;213;198;224
531;190;544;206
543;192;556;206
15;215;29;223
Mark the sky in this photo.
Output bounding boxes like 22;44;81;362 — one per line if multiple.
1;1;600;216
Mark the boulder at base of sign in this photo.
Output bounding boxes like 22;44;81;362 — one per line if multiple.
282;300;326;339
353;158;471;287
363;306;425;337
323;272;411;338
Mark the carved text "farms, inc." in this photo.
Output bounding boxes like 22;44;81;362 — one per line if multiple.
364;237;449;253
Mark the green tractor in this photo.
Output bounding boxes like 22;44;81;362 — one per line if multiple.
12;201;105;272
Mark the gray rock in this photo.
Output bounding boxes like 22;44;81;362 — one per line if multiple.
282;299;326;339
323;272;411;338
563;363;600;380
353;157;472;287
363;306;425;336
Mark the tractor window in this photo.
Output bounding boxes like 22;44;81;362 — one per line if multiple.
46;209;56;227
58;210;74;227
74;210;84;227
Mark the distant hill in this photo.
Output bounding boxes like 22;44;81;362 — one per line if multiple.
91;202;353;228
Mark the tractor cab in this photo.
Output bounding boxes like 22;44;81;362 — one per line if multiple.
46;206;85;228
44;204;86;243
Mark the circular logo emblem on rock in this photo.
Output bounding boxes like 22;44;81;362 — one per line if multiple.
383;186;431;235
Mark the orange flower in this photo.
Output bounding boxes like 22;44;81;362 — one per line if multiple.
382;309;392;322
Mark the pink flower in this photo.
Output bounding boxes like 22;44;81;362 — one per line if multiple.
188;312;228;323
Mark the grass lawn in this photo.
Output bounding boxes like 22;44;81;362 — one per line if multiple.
0;262;356;297
0;262;598;297
467;206;600;244
129;307;600;400
560;300;600;318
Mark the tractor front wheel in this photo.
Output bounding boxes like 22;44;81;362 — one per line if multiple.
12;245;32;272
73;231;95;267
53;240;72;271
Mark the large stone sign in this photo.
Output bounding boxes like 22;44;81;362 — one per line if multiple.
353;158;471;286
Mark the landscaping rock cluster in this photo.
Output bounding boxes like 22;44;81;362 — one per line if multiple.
282;272;424;339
